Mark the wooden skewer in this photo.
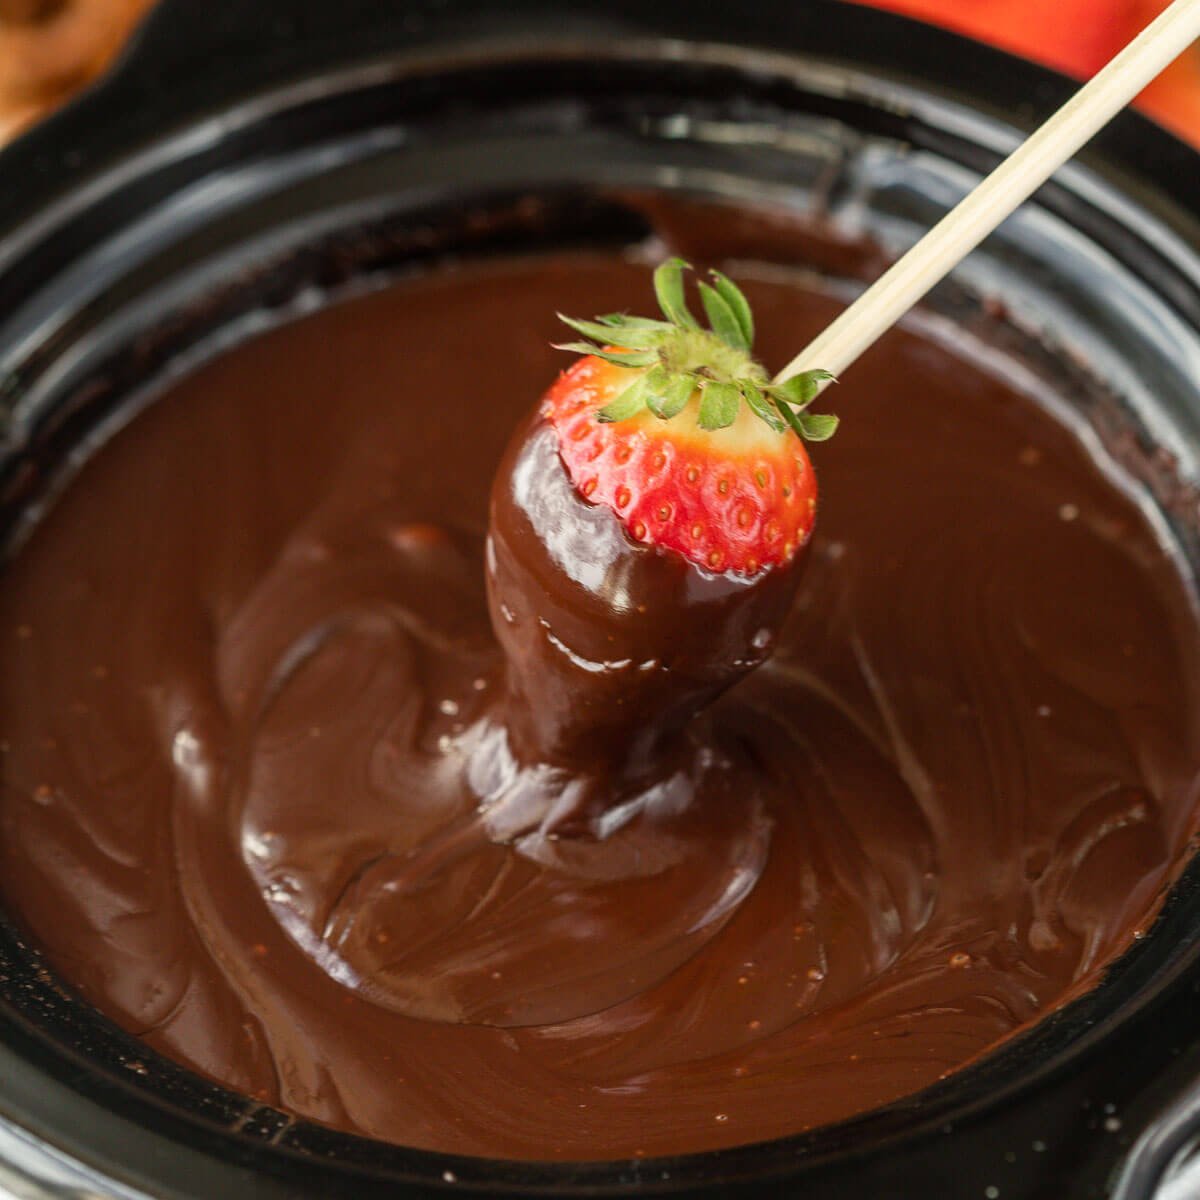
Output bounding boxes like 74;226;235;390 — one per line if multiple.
775;0;1200;389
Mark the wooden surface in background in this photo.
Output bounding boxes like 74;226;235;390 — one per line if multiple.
0;0;154;143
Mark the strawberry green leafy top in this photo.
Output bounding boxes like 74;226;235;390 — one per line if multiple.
556;258;838;443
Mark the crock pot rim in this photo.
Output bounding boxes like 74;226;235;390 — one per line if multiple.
5;0;1200;250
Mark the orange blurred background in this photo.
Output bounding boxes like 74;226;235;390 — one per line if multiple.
858;0;1199;140
0;0;1197;146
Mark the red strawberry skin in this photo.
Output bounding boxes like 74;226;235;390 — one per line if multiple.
542;356;818;577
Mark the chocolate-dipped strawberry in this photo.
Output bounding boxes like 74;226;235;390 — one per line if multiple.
485;259;835;822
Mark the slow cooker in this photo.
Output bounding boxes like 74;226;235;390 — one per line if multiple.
1;1;1200;1195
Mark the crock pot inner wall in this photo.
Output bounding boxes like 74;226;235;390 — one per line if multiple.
1;45;1199;1198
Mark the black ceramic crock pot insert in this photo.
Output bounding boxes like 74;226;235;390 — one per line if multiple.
1;2;1200;1197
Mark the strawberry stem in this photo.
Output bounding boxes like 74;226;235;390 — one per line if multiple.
557;260;838;444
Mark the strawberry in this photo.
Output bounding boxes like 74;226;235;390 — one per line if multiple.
548;258;836;578
482;259;836;780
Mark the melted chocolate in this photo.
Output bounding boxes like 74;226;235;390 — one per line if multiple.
1;243;1198;1160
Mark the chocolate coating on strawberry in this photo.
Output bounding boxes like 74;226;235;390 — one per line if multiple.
487;414;799;774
